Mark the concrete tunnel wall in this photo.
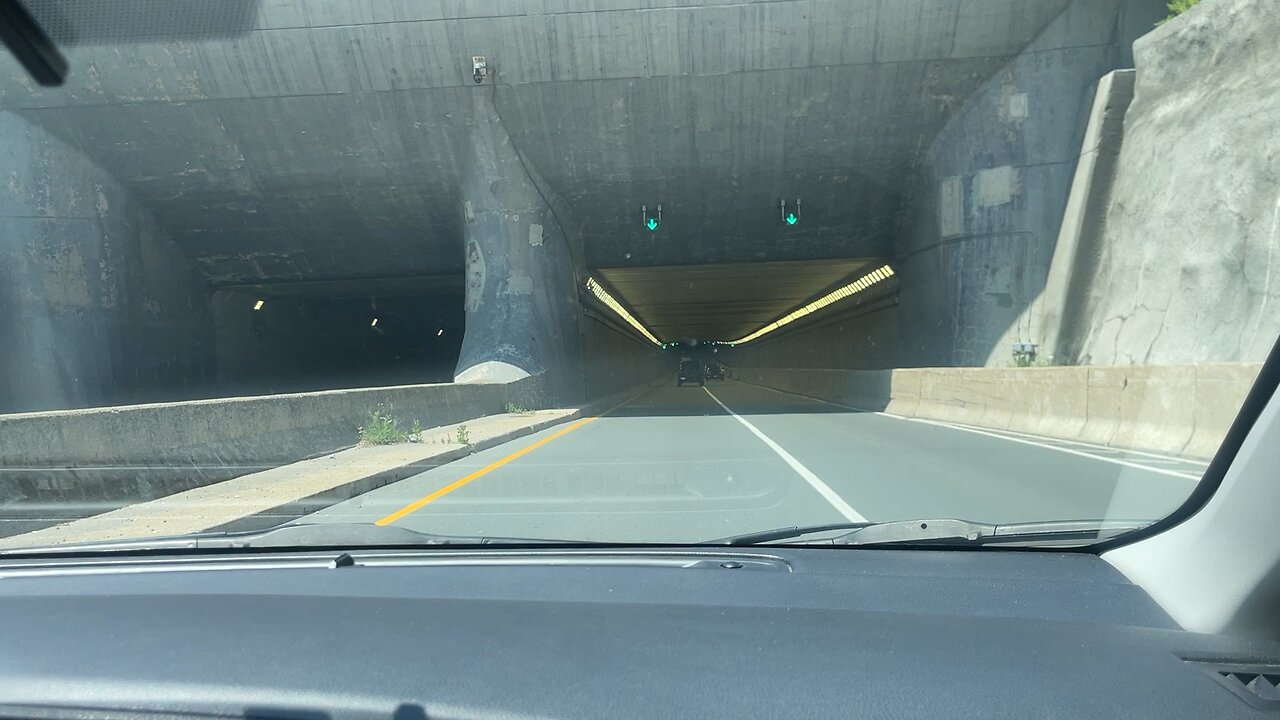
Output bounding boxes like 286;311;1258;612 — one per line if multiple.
9;0;1261;414
894;0;1165;369
731;0;1165;372
735;0;1280;376
0;0;1079;285
580;313;668;401
0;73;646;412
0;112;213;412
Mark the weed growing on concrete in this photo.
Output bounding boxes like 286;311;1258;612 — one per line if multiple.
505;402;531;414
1009;354;1056;368
456;424;471;446
1160;0;1201;24
359;405;408;445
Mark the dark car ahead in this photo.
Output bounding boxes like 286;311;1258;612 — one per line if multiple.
677;358;704;387
703;360;725;381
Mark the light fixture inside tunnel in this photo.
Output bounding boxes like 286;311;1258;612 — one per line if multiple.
726;264;896;346
437;328;444;337
253;299;265;311
370;318;379;328
585;277;663;346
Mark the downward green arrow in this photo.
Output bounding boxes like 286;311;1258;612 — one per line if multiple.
786;212;798;226
646;217;659;231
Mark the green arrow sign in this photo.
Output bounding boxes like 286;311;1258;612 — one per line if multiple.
785;212;798;226
646;217;659;231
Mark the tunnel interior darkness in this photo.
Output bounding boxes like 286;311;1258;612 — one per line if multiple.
211;279;464;397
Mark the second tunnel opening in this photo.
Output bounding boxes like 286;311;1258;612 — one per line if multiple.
210;277;465;397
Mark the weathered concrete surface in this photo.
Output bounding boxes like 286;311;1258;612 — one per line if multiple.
0;375;546;529
454;90;581;400
732;363;1262;458
1071;0;1280;364
0;408;581;548
0;112;213;412
894;0;1165;368
0;0;1078;288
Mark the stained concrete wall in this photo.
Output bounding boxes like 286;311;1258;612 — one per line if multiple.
895;0;1165;368
0;112;212;412
1068;0;1280;364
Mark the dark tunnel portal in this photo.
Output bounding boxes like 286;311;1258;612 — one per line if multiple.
213;286;465;397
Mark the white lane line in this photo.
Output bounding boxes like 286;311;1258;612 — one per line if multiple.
730;380;1206;480
891;415;1203;481
934;422;1210;467
703;386;867;522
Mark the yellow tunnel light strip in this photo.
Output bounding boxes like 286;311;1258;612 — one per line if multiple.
725;263;897;345
585;277;663;346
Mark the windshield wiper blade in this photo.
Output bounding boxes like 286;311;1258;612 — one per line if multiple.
709;519;1149;547
1;522;602;555
707;522;875;546
834;518;1149;547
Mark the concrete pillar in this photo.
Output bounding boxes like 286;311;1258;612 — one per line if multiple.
1033;70;1135;364
454;90;582;403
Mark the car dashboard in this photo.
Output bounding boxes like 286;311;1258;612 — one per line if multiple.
1;546;1278;720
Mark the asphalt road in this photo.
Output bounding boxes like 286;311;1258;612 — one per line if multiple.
298;380;1205;544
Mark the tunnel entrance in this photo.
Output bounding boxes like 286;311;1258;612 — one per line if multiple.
211;275;464;397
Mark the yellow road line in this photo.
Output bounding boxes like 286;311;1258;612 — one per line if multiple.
374;416;601;526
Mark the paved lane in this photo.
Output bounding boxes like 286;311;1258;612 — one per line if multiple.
298;380;1201;543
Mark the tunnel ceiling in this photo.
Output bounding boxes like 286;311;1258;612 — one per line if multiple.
598;259;874;342
0;0;1072;285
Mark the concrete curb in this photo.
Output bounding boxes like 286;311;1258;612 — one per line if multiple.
0;375;547;515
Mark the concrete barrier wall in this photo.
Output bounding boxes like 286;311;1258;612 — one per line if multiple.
0;376;543;510
732;364;1262;459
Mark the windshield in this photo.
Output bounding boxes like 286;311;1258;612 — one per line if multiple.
1;0;1276;553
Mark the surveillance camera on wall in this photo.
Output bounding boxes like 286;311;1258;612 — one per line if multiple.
472;56;488;84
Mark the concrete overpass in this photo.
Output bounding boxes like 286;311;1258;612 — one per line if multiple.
0;0;1171;412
